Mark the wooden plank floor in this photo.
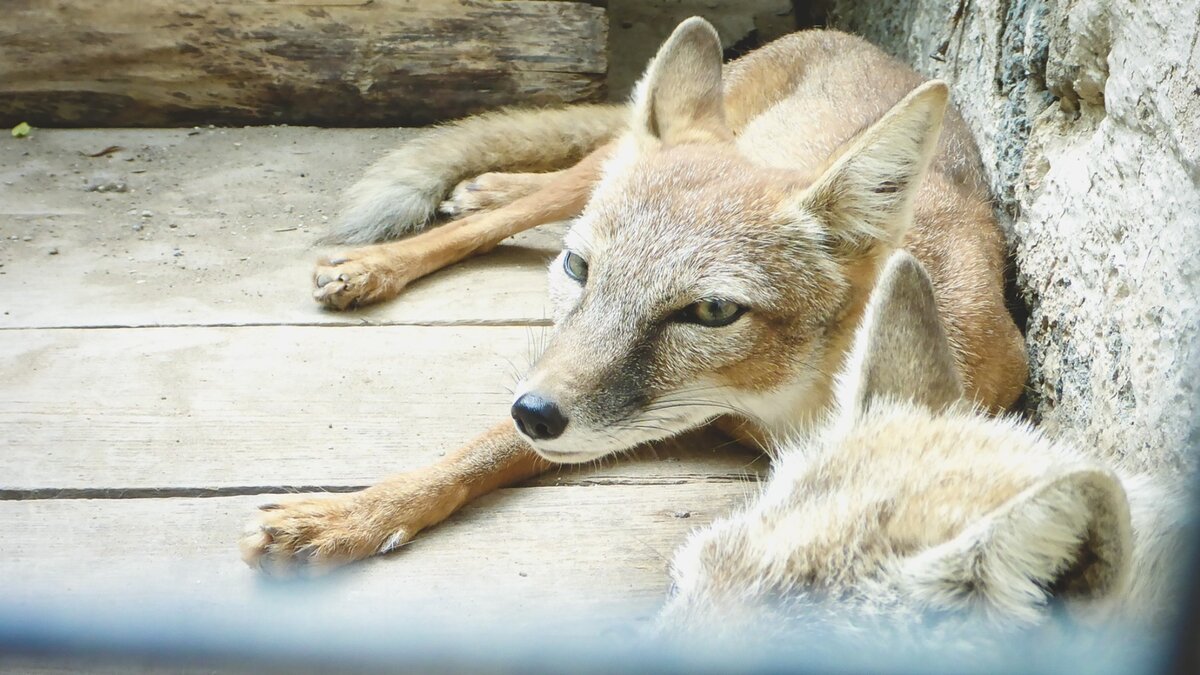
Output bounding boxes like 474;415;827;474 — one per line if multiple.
0;128;765;631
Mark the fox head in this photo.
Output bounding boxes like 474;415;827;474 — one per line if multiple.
511;18;950;461
654;252;1134;641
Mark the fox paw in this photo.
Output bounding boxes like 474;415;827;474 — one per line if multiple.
240;496;406;577
438;172;541;216
313;251;410;310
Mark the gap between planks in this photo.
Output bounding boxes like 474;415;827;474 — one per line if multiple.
0;473;762;502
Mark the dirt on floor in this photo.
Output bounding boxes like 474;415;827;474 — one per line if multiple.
0;126;565;327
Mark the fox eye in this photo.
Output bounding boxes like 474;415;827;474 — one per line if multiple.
563;251;588;283
679;299;745;327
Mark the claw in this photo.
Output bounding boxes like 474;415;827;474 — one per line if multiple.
378;529;410;554
314;282;347;301
295;545;320;565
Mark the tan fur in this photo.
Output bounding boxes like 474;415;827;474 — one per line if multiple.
657;253;1186;642
243;19;1029;573
515;23;1020;466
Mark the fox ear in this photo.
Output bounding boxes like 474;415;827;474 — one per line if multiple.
837;250;963;415
631;17;731;145
795;81;948;253
903;466;1133;624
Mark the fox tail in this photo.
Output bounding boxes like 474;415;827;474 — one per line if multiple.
321;103;628;245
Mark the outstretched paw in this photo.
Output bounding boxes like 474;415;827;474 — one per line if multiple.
239;496;405;577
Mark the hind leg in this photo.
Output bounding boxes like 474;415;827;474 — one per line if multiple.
438;170;566;217
313;143;612;310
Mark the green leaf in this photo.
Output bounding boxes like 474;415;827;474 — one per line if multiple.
11;122;32;138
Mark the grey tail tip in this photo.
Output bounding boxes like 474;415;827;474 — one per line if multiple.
314;219;426;247
313;227;355;247
313;232;339;246
314;213;390;246
314;229;356;246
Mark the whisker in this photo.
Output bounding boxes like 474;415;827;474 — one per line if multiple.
630;534;670;566
499;354;524;386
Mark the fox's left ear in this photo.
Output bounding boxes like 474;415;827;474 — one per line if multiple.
793;81;948;253
631;17;731;146
903;466;1133;625
837;250;963;415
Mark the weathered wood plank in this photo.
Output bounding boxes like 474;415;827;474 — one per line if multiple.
0;485;750;628
0;326;766;491
0;128;562;328
0;0;607;127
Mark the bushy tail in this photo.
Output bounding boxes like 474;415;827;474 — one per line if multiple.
322;103;629;245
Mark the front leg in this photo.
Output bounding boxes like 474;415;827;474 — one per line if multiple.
240;422;550;576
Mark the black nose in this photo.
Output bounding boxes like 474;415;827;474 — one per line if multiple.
511;393;568;440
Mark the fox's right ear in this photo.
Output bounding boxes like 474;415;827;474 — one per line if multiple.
631;17;731;146
793;81;948;255
836;250;963;415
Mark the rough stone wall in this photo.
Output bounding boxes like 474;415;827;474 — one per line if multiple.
830;0;1200;472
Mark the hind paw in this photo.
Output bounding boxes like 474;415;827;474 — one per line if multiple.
438;172;546;216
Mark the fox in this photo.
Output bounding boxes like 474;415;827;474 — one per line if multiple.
656;251;1188;643
240;18;1029;574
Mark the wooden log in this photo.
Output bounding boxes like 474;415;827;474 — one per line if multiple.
0;0;608;128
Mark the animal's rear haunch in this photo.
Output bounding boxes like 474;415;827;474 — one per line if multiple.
323;104;628;245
